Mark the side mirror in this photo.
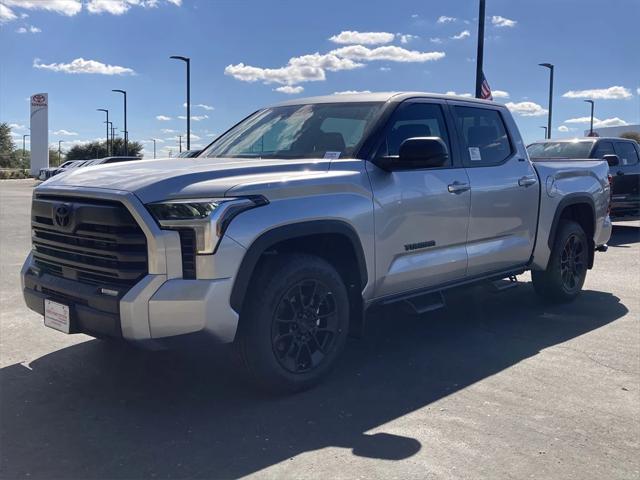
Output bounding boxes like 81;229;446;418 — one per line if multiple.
374;137;449;171
603;154;620;167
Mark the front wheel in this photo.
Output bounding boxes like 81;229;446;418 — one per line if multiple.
237;253;350;393
532;220;589;303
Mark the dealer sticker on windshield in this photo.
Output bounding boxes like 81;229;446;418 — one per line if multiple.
324;151;341;159
468;147;482;161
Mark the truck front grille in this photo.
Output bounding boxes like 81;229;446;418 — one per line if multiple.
31;195;148;290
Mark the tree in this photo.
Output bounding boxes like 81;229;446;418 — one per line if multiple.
65;138;143;161
620;132;640;144
0;122;16;168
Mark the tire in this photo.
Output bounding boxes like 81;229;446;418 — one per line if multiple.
532;220;589;303
237;253;350;393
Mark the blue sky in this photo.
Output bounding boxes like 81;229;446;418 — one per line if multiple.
1;0;639;157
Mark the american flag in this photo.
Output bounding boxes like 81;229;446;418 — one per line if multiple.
480;71;493;101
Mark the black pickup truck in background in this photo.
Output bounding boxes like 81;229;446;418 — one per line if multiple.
528;137;640;221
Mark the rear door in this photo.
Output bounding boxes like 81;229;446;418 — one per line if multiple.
612;140;640;214
450;102;539;276
366;99;471;297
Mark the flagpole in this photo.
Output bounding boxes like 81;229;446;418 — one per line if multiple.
475;0;486;98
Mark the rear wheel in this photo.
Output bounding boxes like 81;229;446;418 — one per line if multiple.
237;253;350;393
532;220;588;303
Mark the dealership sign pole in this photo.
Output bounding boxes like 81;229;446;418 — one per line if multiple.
30;93;49;176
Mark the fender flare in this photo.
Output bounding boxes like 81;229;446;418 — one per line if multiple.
230;220;368;313
547;194;596;249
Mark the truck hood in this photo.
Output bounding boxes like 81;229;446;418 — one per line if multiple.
41;157;334;203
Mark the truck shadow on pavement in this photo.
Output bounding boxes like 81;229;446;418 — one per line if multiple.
608;224;640;247
0;283;628;479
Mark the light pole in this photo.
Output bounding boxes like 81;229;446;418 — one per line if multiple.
474;0;486;98
112;89;128;155
58;140;63;165
170;55;191;150
539;63;554;139
178;135;183;153
111;125;117;153
104;121;113;156
97;108;109;155
540;126;548;138
584;100;595;136
22;134;30;162
150;139;157;159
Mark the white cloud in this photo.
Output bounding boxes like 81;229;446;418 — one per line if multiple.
557;125;572;132
8;123;25;130
429;37;443;44
437;16;456;24
379;66;390;72
161;128;177;133
86;0;181;14
398;34;418;44
156;115;172;121
491;15;517;28
0;3;17;23
53;129;78;136
330;45;445;63
2;0;82;16
167;134;202;141
492;90;510;98
445;91;473;97
564;116;629;128
451;30;470;40
16;24;41;33
329;31;395;45
333;90;372;95
505;101;548;117
183;102;215;111
177;115;209;121
562;86;633;100
275;85;304;94
33;57;135;75
226;44;444;87
637;87;640;95
411;14;419;19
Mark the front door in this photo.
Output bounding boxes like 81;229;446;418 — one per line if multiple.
612;141;640;214
449;102;539;276
366;100;471;298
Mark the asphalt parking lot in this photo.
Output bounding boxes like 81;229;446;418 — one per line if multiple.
1;179;638;480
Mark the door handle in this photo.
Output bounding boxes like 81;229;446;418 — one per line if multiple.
518;175;537;187
447;181;470;194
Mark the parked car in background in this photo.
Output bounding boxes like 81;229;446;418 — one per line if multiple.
527;137;640;221
37;159;88;181
177;150;202;158
22;92;612;392
82;156;142;167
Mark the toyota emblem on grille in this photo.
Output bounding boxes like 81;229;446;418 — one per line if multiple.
54;204;71;227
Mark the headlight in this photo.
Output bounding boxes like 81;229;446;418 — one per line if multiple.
146;196;267;254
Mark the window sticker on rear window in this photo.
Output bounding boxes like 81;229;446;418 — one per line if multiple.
468;147;482;161
324;151;341;159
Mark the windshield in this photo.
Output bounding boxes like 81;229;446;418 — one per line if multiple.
201;102;383;159
527;140;595;159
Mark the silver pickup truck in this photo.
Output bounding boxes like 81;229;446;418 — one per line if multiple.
21;92;612;392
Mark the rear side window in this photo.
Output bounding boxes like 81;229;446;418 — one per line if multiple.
613;142;639;165
454;106;513;166
591;141;614;158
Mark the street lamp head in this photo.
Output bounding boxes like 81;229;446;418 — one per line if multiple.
539;62;554;69
112;89;126;94
584;99;594;105
97;108;108;113
170;55;190;62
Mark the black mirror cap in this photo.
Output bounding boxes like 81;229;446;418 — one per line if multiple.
399;137;449;168
603;154;620;167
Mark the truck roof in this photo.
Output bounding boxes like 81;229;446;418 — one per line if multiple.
271;91;497;107
531;137;636;143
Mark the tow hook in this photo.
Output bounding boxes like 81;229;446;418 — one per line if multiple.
596;244;608;252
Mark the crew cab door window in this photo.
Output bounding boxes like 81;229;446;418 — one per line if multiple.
376;102;452;165
453;106;512;166
592;141;615;158
614;142;639;165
